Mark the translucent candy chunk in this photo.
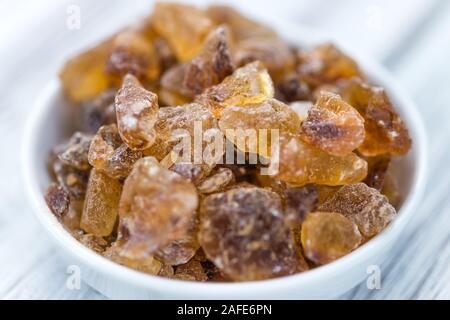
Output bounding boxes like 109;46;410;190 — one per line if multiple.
301;91;365;156
115;74;159;150
44;183;70;217
340;78;412;156
219;99;300;156
284;185;318;225
53;159;90;200
61;199;84;232
206;5;277;41
199;187;305;281
116;157;198;259
275;73;312;103
151;2;214;62
104;243;162;275
161;25;235;99
301;212;362;265
106;28;160;82
155;215;200;266
79;89;117;134
197;167;235;194
298;43;364;87
144;102;222;184
381;172;402;210
174;259;208;281
76;233;109;253
88;124;142;179
80;169;122;237
59;38;113;103
270;134;368;186
235;38;296;80
195;61;274;118
58;132;92;170
364;156;391;191
319;183;397;238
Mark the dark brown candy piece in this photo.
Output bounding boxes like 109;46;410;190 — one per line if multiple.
319;183;397;238
88;124;142;179
44;183;70;217
364;156;391;190
199;187;305;281
53;159;90;199
339;78;412;156
80;89;117;134
275;73;311;102
174;259;208;281
161;25;235;99
284;185;318;225
57;132;92;170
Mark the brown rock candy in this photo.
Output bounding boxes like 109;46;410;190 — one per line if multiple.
197;167;235;194
44;183;70;217
219;99;301;157
174;259;208;281
151;2;214;62
161;25;235;99
298;43;364;88
106;28;160;83
319;183;397;238
206;5;277;41
80;169;122;237
199;187;305;281
144;102;222;184
88;124;142;179
339;78;411;156
57;132;92;170
301;91;365;156
364;155;391;191
116;157;198;259
155;215;200;266
284;185;318;225
103;243;162;275
235;38;296;80
59;38;114;103
301;212;362;265
79;89;117;134
115;74;159;150
275;73;312;103
270;134;367;186
195;61;274;118
53;159;90;200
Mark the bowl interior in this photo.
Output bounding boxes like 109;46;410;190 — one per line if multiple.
22;19;427;298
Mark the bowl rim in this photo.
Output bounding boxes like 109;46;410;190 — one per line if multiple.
22;19;428;297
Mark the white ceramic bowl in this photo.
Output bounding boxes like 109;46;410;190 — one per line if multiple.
22;19;427;299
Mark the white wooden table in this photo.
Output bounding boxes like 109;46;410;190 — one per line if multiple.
1;0;450;299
